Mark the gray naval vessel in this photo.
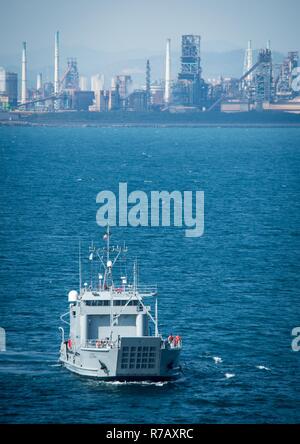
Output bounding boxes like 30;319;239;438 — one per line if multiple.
59;228;182;381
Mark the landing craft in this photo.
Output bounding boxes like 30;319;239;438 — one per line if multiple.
59;227;182;380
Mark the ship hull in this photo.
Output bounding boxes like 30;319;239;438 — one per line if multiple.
59;336;181;381
60;363;180;382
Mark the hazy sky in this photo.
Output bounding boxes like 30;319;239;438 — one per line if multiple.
1;0;299;55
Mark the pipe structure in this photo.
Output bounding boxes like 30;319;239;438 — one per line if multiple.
243;40;253;82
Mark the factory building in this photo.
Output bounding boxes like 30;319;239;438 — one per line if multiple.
254;48;273;106
150;81;165;107
90;88;125;112
79;76;88;91
70;90;94;111
63;58;80;91
108;81;121;111
108;89;120;111
0;67;18;109
221;101;251;113
90;90;108;112
116;75;133;99
57;58;94;110
276;52;299;100
43;82;54;97
115;75;132;110
91;74;105;93
7;29;300;115
89;74;107;111
127;90;148;111
173;35;208;108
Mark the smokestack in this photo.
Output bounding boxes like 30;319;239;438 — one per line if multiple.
54;31;60;94
37;73;42;91
111;77;116;89
21;41;27;104
164;38;171;105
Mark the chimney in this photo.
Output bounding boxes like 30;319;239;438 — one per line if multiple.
21;42;27;104
37;73;42;91
54;31;60;94
164;38;171;105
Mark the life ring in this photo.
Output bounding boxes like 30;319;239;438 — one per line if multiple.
67;339;72;350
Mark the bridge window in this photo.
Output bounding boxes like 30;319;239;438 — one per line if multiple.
113;300;139;306
85;300;110;306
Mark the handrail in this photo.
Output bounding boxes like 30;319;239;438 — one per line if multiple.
58;327;65;343
82;339;118;349
161;339;182;350
60;311;70;326
88;285;158;296
82;338;182;350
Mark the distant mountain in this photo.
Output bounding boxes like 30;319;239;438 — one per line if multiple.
0;46;288;90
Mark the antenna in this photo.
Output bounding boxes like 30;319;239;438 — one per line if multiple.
133;259;137;294
107;225;110;264
79;238;82;292
90;240;94;288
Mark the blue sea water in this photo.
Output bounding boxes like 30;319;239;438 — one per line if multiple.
0;126;300;424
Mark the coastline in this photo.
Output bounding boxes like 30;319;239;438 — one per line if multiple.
1;111;300;128
2;121;300;128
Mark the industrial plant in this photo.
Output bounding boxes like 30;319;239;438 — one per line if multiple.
0;31;300;115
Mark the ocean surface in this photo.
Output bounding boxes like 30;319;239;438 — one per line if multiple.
0;126;299;424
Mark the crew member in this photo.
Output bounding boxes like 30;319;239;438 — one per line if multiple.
168;334;174;344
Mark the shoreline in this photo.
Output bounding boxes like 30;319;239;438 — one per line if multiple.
1;110;300;129
1;121;300;128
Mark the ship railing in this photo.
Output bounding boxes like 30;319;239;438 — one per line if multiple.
90;285;158;297
111;284;158;295
82;338;182;350
82;339;119;350
161;339;183;350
